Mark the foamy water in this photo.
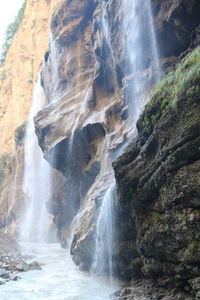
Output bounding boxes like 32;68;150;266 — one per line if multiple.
0;243;119;300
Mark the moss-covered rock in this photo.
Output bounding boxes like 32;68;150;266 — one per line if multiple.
14;122;26;146
113;47;200;296
0;154;15;191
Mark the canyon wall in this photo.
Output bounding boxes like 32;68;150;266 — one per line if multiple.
34;0;162;268
34;1;200;297
0;0;200;298
0;0;60;155
0;0;60;233
113;0;200;298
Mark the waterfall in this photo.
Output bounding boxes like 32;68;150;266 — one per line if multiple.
4;159;18;234
69;86;91;152
90;134;116;281
49;30;59;99
91;184;115;278
91;0;161;280
19;76;53;242
122;0;161;132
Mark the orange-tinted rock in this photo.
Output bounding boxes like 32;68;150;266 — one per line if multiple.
0;0;60;155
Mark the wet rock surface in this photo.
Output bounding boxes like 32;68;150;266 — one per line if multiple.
34;0;128;254
34;0;200;286
114;46;200;298
0;232;42;285
112;280;193;300
152;0;200;57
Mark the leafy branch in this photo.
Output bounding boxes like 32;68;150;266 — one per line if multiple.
0;1;26;65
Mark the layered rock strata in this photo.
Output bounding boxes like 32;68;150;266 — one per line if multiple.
0;0;60;155
114;47;200;297
35;0;128;255
34;0;200;282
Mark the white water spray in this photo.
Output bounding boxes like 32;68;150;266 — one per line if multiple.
92;184;115;279
122;0;161;129
19;77;52;242
69;87;91;151
4;159;18;234
91;0;161;280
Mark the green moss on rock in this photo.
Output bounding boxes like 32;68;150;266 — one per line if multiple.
0;154;15;190
138;47;200;131
15;121;26;142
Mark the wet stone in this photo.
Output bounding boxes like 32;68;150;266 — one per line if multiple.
0;268;6;277
0;279;5;285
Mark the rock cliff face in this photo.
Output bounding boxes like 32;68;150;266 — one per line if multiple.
1;0;200;297
0;0;61;233
0;123;25;235
34;0;159;268
33;1;200;289
114;43;200;298
112;1;200;297
35;0;129;255
0;0;60;155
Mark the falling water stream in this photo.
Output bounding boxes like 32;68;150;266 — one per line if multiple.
19;77;53;243
122;0;161;133
91;184;115;279
2;1;161;299
91;0;161;281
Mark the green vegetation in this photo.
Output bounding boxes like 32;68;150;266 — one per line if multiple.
183;110;200;130
152;47;200;107
153;212;162;224
0;154;15;190
141;47;200;129
171;288;177;295
0;69;6;89
52;0;64;14
0;1;26;64
53;3;60;14
29;58;34;84
15;121;26;141
31;19;36;29
144;116;150;127
163;186;168;194
184;240;198;258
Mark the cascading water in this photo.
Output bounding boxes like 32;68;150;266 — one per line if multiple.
19;76;53;243
69;86;91;151
91;184;115;278
1;1;163;298
91;0;161;281
4;156;18;234
122;0;161;133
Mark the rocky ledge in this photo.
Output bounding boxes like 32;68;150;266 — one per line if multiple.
0;232;41;285
113;47;200;298
112;280;194;300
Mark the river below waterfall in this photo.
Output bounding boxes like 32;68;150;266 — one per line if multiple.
0;243;119;300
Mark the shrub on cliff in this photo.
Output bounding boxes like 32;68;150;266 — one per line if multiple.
0;154;15;190
14;121;26;143
0;1;26;65
138;47;200;131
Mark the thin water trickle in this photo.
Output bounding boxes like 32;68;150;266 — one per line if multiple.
3;1;162;297
91;184;116;280
122;0;161;131
69;87;91;152
49;30;59;98
4;154;18;233
19;77;53;243
91;0;161;281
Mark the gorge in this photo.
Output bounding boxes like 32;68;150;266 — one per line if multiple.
0;0;200;299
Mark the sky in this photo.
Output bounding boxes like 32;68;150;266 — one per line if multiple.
0;0;24;53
